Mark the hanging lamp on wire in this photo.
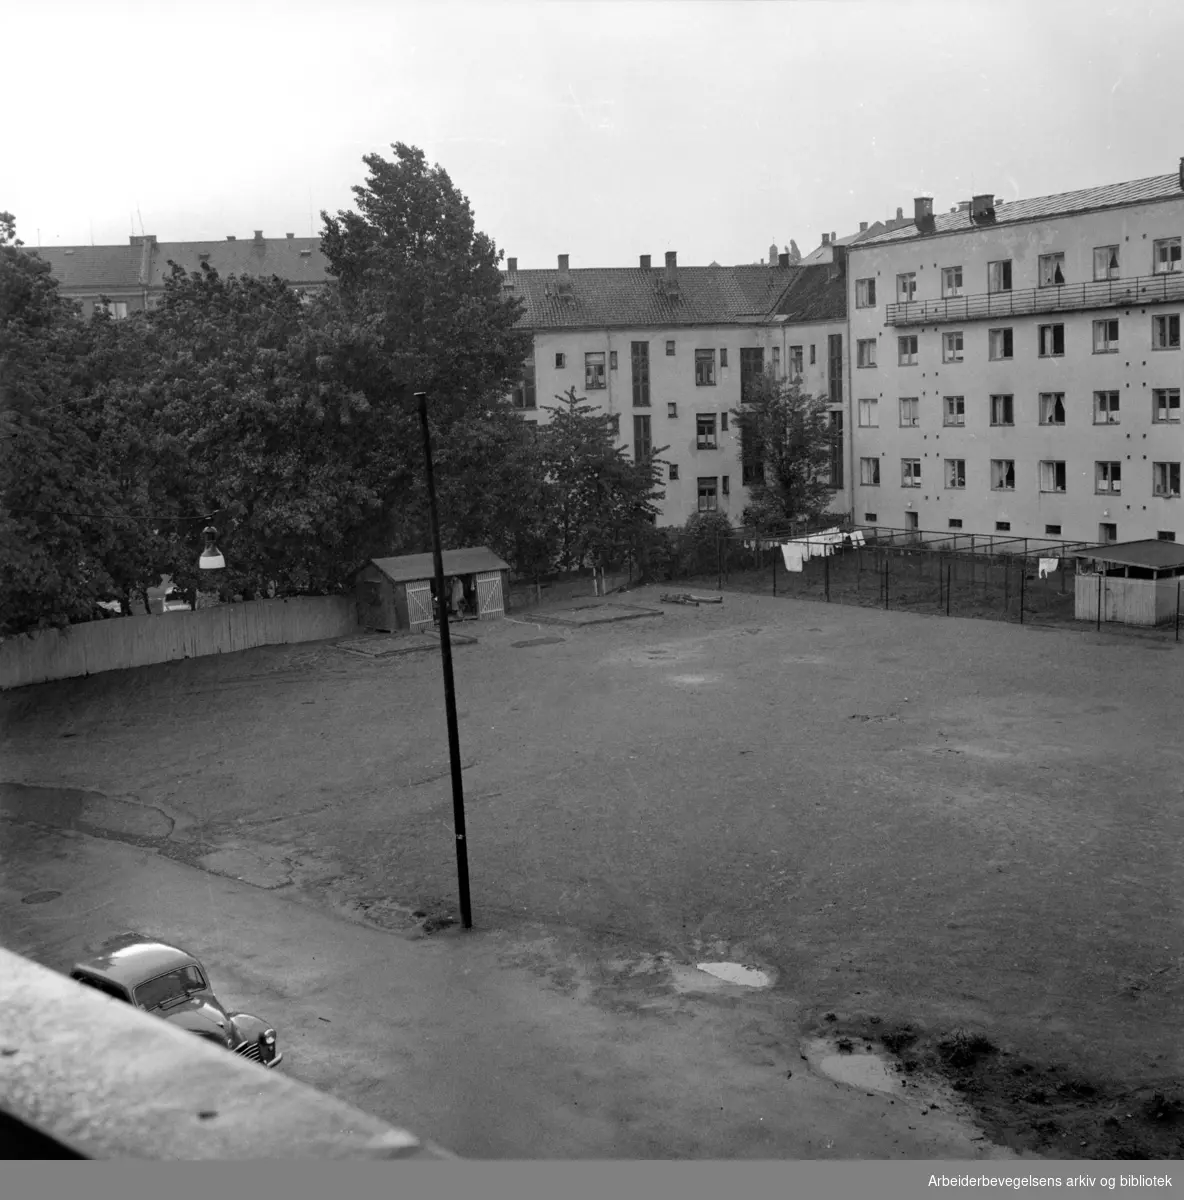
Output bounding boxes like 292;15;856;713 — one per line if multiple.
199;525;226;570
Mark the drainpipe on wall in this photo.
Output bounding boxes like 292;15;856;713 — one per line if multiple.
844;304;856;524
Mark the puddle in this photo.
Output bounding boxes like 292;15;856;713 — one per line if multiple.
695;962;772;988
21;890;62;905
804;1036;951;1107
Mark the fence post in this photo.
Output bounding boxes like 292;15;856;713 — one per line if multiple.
1097;572;1102;631
1176;580;1180;643
773;545;777;597
717;538;723;592
1004;557;1010;612
884;554;889;610
946;563;951;616
1020;557;1025;625
825;553;830;602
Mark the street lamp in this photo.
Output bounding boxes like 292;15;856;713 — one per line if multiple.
415;391;473;930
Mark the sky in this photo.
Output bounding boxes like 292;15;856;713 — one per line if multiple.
3;0;1181;267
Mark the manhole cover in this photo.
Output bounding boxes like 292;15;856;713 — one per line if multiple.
21;890;62;905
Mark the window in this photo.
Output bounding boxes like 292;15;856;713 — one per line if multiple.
856;278;877;308
1159;530;1177;541
901;458;921;488
989;328;1014;360
990;394;1014;426
555;352;565;368
697;477;718;513
1093;245;1120;281
827;334;842;403
96;300;128;319
667;402;678;418
1154;388;1181;423
991;459;1016;490
696;413;717;449
828;409;844;489
633;415;652;463
1045;524;1061;536
1095;461;1122;494
585;351;606;389
860;457;881;486
666;340;675;356
1153;462;1181;497
1038;252;1066;287
1092;319;1119;353
608;415;620;436
1040;460;1067;493
739;347;764;401
631;341;650;406
1099;522;1118;543
898;335;918;365
1094;390;1120;424
695;349;716;386
941;266;963;297
810;344;816;365
858;398;878;427
1039;392;1066;425
942;331;964;363
512;352;537;409
944;395;965;426
1038;324;1065;357
996;522;1011;533
720;411;728;432
896;272;917;303
786;346;800;376
1153;237;1182;274
719;348;728;368
856;339;877;368
988;260;1012;293
949;518;963;529
945;458;966;489
722;475;730;496
899;397;919;427
864;513;878;523
135;966;206;1011
669;464;679;480
1152;314;1181;349
72;972;130;1003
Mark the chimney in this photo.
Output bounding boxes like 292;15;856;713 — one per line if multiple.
507;257;517;272
958;200;971;213
914;197;933;222
821;233;831;246
971;193;996;223
286;232;294;239
557;253;572;297
859;221;868;232
254;230;264;243
778;252;790;267
896;207;904;220
1178;156;1183;189
226;235;236;241
664;251;679;298
831;232;836;244
640;254;651;270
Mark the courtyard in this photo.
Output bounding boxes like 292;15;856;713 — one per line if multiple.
2;587;1181;1158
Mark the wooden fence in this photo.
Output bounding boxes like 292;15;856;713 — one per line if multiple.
1074;573;1181;627
0;596;359;690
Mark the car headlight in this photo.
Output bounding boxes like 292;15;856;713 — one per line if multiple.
263;1031;276;1044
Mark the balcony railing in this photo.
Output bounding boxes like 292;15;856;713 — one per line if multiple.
885;270;1184;327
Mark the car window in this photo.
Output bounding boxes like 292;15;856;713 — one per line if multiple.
72;973;131;1003
134;968;197;1011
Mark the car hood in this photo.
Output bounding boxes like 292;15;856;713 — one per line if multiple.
159;996;235;1044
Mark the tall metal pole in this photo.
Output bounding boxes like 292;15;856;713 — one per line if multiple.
416;391;472;929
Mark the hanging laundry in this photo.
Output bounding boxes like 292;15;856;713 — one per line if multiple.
1038;557;1059;579
781;542;805;572
850;530;866;547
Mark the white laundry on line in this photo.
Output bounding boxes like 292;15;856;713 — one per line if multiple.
850;530;866;547
1038;557;1060;578
780;542;805;572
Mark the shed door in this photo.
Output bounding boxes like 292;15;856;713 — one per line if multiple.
406;581;434;631
475;571;504;620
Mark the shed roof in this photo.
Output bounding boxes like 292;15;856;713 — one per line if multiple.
368;547;511;583
1066;539;1184;570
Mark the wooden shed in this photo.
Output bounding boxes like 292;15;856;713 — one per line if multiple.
355;547;512;633
1068;539;1184;626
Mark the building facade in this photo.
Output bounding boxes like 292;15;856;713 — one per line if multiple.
29;231;330;317
506;252;849;527
847;167;1184;545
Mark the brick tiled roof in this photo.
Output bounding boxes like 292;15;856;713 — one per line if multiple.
859;173;1184;247
152;238;330;287
505;264;843;329
26;245;145;290
773;265;847;322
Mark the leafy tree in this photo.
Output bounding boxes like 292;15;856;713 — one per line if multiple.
676;510;734;577
731;371;834;533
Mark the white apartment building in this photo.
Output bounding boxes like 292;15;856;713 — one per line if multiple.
504;252;850;526
846;164;1184;545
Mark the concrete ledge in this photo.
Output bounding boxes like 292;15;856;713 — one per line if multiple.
0;947;452;1159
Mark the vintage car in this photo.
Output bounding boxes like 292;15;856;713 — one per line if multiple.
68;934;283;1068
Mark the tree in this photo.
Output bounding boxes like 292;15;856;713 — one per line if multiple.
535;386;666;574
731;371;835;533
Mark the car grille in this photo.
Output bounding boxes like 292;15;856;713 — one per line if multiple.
233;1040;262;1063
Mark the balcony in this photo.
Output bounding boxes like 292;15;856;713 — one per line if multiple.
885;270;1184;327
0;945;452;1160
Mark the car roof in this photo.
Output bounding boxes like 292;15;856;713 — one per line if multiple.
72;934;201;987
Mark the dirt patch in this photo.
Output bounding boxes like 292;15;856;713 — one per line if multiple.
533;603;664;627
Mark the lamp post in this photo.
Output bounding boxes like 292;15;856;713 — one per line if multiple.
416;391;473;929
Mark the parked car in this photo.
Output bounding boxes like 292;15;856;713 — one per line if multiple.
68;934;283;1068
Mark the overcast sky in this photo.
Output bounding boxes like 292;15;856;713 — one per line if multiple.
3;0;1179;266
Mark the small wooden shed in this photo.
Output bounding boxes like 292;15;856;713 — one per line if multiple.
1068;539;1184;626
356;547;512;633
